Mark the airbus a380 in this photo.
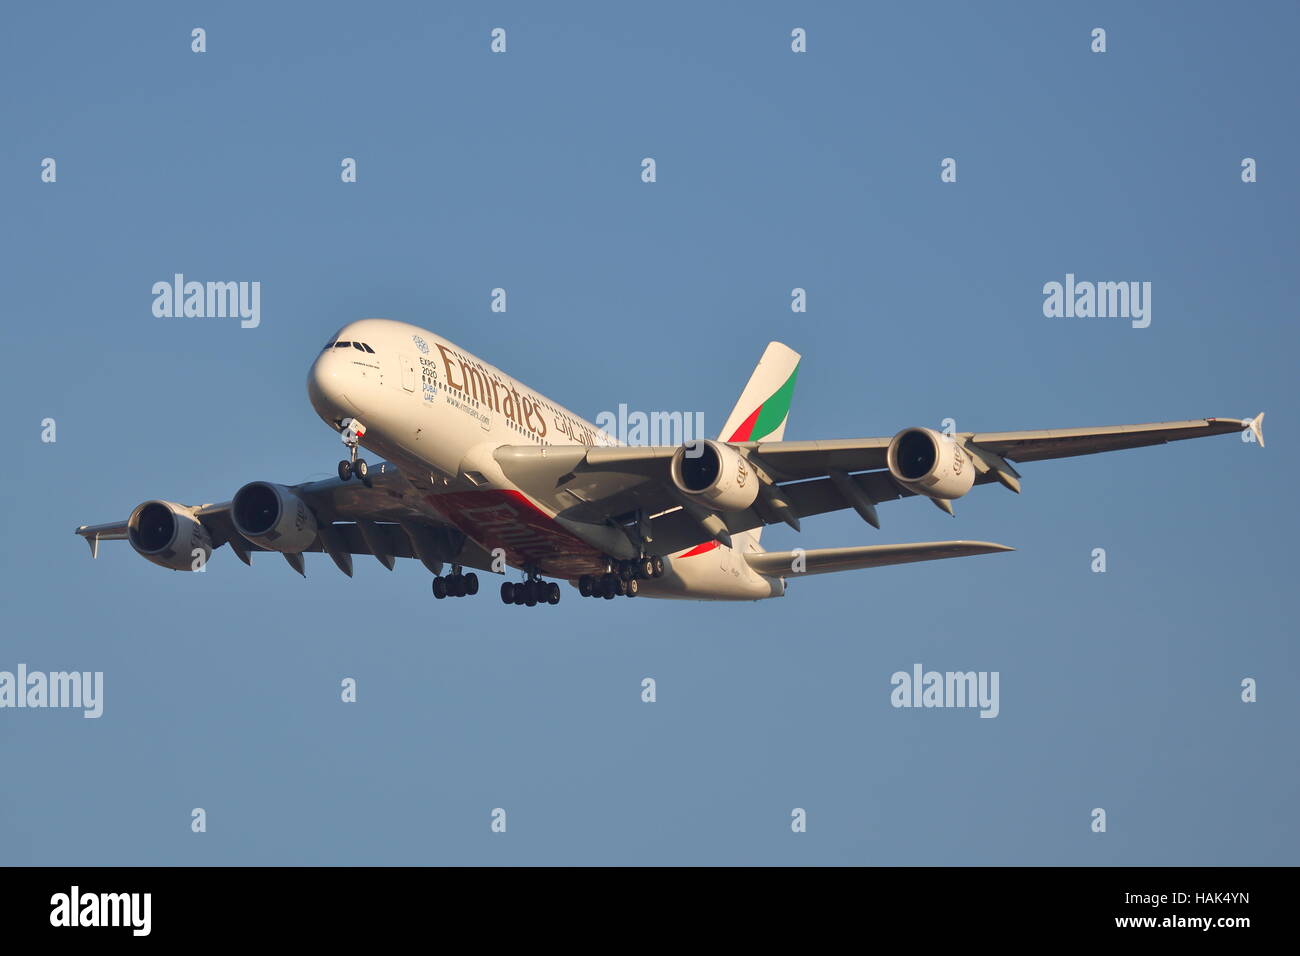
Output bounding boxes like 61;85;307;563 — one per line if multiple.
76;318;1265;606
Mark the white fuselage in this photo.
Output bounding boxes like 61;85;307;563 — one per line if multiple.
306;319;784;600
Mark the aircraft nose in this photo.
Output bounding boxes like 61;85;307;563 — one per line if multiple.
307;349;352;423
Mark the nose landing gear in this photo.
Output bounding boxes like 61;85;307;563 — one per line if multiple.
336;418;372;487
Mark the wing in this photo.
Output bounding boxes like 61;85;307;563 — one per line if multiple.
490;414;1264;556
745;540;1013;577
75;463;492;576
962;414;1265;463
615;415;1262;482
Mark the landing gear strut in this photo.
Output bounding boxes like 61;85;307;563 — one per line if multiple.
500;568;561;607
337;418;371;487
432;565;478;599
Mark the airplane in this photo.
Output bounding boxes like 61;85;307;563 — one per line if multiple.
75;318;1265;606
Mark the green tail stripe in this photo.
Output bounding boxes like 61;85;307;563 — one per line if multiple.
750;362;799;441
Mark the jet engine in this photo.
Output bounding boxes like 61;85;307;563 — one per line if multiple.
127;500;213;571
231;482;319;553
669;439;760;512
886;427;975;500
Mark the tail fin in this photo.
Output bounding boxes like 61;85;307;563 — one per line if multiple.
718;341;801;444
719;342;801;551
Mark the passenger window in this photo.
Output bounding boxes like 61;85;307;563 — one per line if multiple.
335;341;351;348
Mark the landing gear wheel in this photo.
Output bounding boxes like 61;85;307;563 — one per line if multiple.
514;583;528;605
501;581;515;604
601;575;617;599
578;575;593;597
524;581;537;607
464;572;479;595
354;458;371;487
432;576;447;599
625;578;639;597
547;582;561;605
652;555;664;577
338;460;353;481
449;574;466;597
640;558;655;579
614;577;627;596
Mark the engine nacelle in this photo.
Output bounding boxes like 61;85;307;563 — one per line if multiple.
669;439;760;512
231;482;319;553
886;427;976;500
128;500;213;571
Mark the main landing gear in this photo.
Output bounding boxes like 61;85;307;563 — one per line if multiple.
577;555;665;600
432;566;479;599
501;570;561;607
336;418;372;487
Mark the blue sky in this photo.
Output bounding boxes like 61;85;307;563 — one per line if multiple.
1;0;1296;865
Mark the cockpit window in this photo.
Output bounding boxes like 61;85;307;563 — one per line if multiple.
321;341;335;351
334;341;351;349
352;342;365;351
361;343;375;353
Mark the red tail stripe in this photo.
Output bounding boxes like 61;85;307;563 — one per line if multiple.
727;405;762;442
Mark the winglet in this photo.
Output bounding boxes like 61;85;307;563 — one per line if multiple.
78;528;99;559
1245;412;1265;448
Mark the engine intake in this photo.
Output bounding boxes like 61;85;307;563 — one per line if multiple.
669;439;760;512
232;482;319;553
886;427;975;500
128;500;213;571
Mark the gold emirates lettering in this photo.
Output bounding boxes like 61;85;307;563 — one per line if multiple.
436;344;549;438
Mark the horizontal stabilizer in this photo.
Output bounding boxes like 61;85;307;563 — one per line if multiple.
1245;412;1265;448
745;540;1013;577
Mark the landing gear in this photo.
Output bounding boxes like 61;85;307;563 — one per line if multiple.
340;455;372;487
501;570;560;607
618;556;664;581
576;555;663;600
432;566;478;600
336;418;372;487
